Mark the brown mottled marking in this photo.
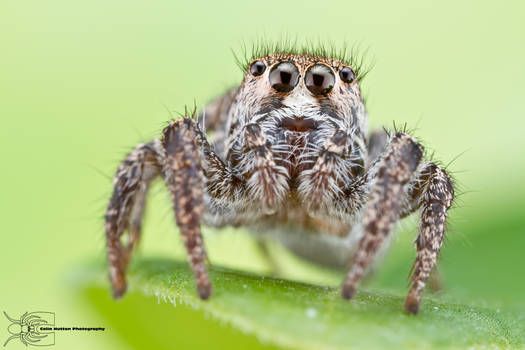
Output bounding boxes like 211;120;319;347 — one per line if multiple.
404;163;454;314
342;133;423;302
162;118;211;299
105;141;163;298
105;118;219;300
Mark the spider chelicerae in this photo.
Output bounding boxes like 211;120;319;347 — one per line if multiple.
105;45;454;314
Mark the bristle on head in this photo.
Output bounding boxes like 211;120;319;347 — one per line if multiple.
232;37;373;82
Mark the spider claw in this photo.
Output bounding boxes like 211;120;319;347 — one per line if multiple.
197;284;212;300
341;285;356;300
404;295;420;315
111;282;127;300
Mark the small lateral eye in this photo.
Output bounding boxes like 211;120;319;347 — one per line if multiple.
305;64;335;95
339;67;356;84
269;62;300;93
250;60;266;76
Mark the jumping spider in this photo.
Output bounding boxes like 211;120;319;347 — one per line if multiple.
105;47;454;314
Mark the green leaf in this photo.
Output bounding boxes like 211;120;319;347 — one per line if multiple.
76;258;524;350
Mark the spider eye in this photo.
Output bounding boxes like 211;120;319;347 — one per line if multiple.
339;67;356;84
305;64;335;95
250;60;266;76
269;62;299;93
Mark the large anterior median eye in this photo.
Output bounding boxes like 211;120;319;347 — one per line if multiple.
305;64;335;95
269;62;299;92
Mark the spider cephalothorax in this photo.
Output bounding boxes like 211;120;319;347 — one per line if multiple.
215;54;368;217
105;46;454;314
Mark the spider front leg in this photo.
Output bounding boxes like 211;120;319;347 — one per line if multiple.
341;133;424;307
106;118;213;299
161;118;212;299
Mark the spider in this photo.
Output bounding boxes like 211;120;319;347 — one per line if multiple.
105;46;454;315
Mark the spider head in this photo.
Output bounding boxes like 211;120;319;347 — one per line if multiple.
231;53;368;178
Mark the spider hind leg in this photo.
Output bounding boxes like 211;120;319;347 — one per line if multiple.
341;133;423;301
105;141;163;298
404;162;454;313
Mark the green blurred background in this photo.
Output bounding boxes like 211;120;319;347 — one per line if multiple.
1;0;524;348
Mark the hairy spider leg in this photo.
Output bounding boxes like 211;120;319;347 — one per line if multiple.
105;141;163;298
341;133;423;305
403;162;454;313
106;117;256;299
161;118;212;299
340;132;454;314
